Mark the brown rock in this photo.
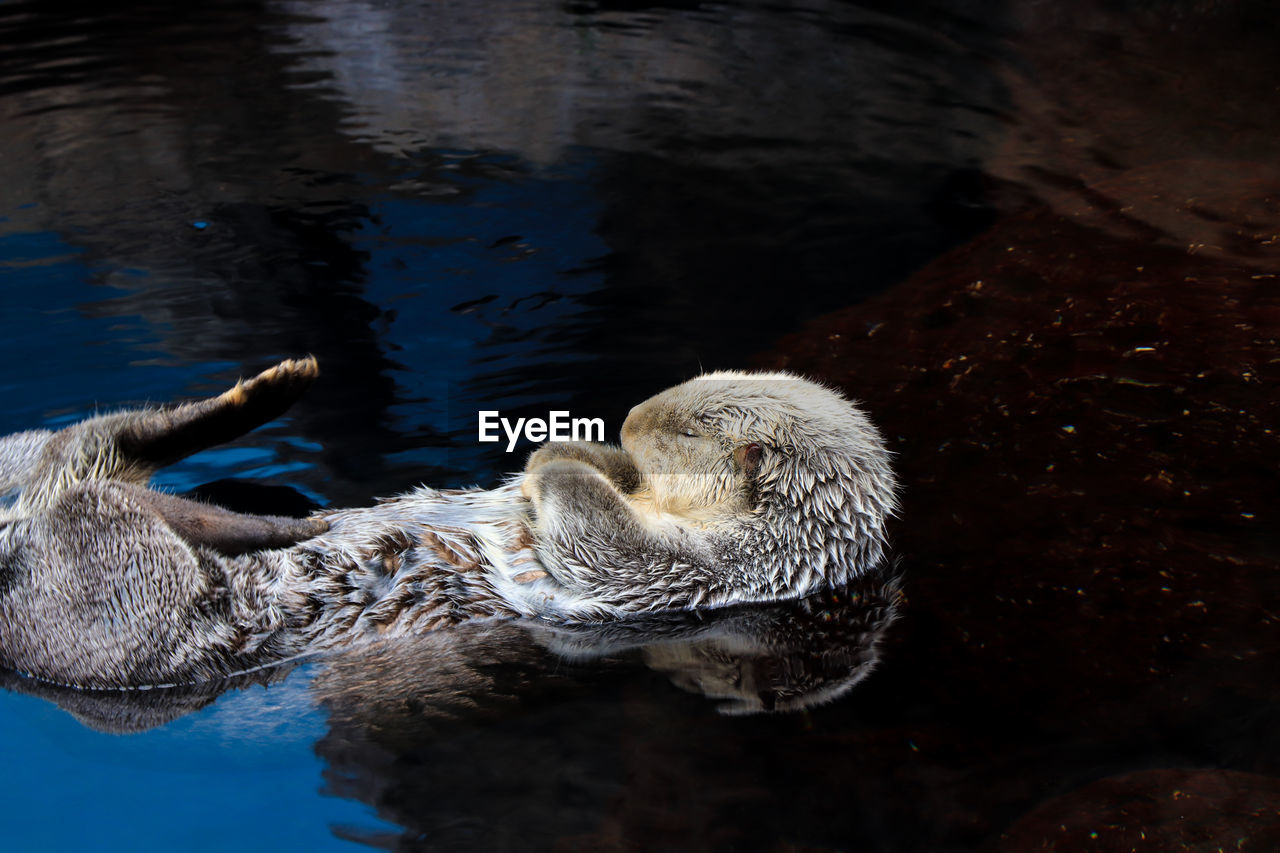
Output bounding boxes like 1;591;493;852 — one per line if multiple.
764;193;1279;730
996;768;1280;852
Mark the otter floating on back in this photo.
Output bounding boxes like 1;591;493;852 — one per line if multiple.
0;359;897;690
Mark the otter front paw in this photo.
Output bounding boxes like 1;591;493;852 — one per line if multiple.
523;458;637;537
522;457;600;508
521;456;589;501
525;442;600;476
523;441;641;495
524;444;603;501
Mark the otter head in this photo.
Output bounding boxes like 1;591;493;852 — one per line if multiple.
620;377;763;520
621;370;898;591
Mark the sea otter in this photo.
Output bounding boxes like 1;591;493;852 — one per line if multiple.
0;359;897;689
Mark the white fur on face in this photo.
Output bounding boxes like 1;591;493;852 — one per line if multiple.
621;370;898;532
621;385;743;519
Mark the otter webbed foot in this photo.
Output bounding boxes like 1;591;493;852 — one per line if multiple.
118;357;319;470
10;358;321;519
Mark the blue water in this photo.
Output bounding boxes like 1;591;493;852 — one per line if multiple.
0;231;390;847
0;125;615;852
0;674;395;851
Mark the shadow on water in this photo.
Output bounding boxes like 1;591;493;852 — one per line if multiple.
1;0;1278;850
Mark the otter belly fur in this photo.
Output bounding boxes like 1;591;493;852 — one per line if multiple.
0;359;897;689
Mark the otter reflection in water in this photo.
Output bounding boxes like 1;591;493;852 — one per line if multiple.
0;359;897;690
0;576;900;734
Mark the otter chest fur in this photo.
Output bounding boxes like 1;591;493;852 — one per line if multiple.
277;484;561;643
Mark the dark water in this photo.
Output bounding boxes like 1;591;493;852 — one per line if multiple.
1;0;1277;850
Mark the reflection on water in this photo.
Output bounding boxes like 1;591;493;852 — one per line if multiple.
1;578;899;731
1;580;900;847
275;0;1004;170
316;580;900;849
0;0;1277;850
0;0;1002;498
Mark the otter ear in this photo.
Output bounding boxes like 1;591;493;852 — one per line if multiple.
734;442;763;478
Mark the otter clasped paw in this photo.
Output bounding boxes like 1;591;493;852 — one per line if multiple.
522;457;595;503
522;441;641;498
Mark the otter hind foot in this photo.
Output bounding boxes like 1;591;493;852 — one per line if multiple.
118;357;319;469
135;486;329;556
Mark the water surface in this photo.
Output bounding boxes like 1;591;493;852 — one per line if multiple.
0;0;1276;850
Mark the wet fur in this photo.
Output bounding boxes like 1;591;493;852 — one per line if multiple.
0;361;897;689
523;371;900;616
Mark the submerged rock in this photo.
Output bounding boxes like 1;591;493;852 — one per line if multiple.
996;768;1280;852
763;184;1279;844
